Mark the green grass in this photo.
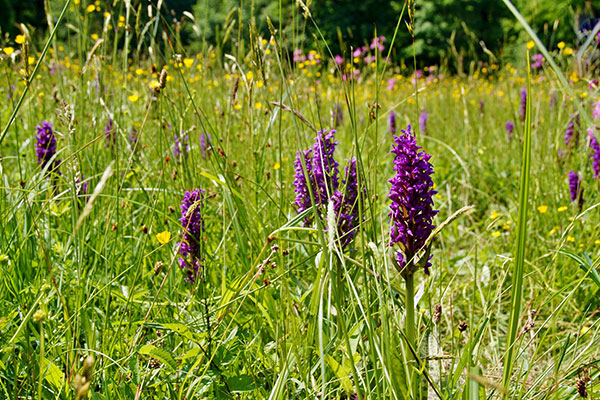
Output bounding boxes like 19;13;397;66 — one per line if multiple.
0;1;599;399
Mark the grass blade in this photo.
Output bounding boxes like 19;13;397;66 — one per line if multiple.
502;50;533;396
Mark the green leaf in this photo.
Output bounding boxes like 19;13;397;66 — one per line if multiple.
325;354;354;393
558;250;600;289
40;357;64;391
226;374;256;392
138;344;178;371
160;322;201;343
129;356;140;385
502;41;533;396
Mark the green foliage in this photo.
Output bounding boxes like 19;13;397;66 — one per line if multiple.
308;0;403;55
516;0;588;47
1;0;45;37
410;0;510;69
1;0;600;399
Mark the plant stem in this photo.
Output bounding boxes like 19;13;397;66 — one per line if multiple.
405;272;418;398
38;323;44;400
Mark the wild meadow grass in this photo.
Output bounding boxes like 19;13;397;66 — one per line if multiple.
0;1;599;398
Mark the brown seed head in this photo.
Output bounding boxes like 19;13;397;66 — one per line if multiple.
433;303;442;324
159;68;168;89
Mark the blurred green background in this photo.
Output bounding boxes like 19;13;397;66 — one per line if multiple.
1;0;598;69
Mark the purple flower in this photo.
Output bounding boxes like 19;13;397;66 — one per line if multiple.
76;174;89;203
592;100;600;120
353;48;363;58
520;87;527;121
311;129;340;205
293;49;306;63
531;53;544;69
334;55;344;66
128;128;139;148
386;78;396;91
332;102;343;128
388;124;438;274
105;118;115;149
589;128;600;178
389;111;397;134
200;133;211;160
370;35;386;52
419;110;428;133
564;113;580;147
293;148;314;216
35;121;60;174
568;170;581;203
178;188;205;283
332;158;361;247
506;120;515;141
292;130;362;247
173;132;189;161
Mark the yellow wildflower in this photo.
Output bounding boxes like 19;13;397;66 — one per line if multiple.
156;231;171;245
86;4;95;13
526;40;535;49
15;35;25;44
149;80;160;90
557;206;568;212
557;41;565;49
537;205;548;214
3;47;14;55
569;71;579;83
183;58;194;68
128;93;139;102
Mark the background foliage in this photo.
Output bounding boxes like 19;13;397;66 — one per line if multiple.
2;0;597;71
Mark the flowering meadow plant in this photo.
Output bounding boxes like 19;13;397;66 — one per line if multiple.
388;124;438;275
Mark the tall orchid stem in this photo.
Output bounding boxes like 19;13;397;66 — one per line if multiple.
405;271;418;398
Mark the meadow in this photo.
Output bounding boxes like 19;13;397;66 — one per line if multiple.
0;1;599;399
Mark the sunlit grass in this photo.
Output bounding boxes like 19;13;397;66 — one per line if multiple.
0;1;599;399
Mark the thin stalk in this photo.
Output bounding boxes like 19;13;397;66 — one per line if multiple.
405;271;417;398
502;50;533;396
37;323;45;400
